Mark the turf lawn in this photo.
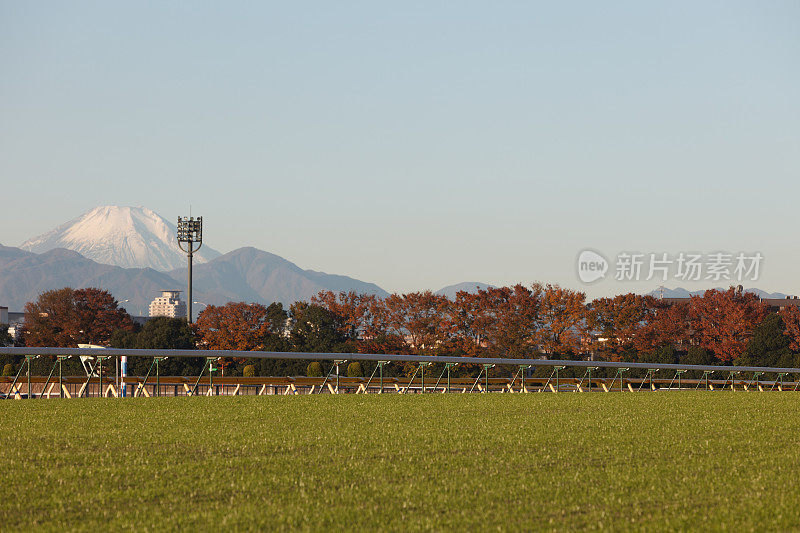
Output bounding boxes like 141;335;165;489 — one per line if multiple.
1;393;799;531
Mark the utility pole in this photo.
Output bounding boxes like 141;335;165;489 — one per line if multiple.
177;216;203;323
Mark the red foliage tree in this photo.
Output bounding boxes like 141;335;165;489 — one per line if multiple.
472;284;542;359
586;294;656;360
536;283;587;355
383;291;451;355
635;300;691;353
688;287;767;363
194;302;274;351
441;291;484;357
23;287;134;347
780;305;800;353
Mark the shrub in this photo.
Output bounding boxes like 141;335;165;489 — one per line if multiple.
2;364;14;377
307;361;323;377
243;364;256;377
346;361;363;377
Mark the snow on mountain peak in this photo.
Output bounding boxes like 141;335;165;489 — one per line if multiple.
20;205;221;271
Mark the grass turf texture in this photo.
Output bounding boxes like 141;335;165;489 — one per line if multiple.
1;393;799;531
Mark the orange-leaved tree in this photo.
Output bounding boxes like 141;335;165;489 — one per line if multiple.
535;283;587;356
24;287;133;347
194;302;276;351
780;305;800;353
586;293;656;360
634;299;692;353
383;291;451;355
473;284;542;359
688;287;767;363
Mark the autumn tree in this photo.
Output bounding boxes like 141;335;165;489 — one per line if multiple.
471;285;542;359
312;291;368;341
194;302;284;374
586;294;656;360
536;283;586;355
779;305;800;353
383;291;451;355
194;302;278;351
688;287;767;363
24;287;134;347
442;291;484;357
634;300;691;353
311;291;400;353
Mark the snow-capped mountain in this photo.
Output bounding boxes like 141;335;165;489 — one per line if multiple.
20;206;221;271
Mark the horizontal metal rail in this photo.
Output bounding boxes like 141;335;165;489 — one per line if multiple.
2;347;800;376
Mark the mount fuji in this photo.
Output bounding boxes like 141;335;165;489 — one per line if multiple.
20;206;221;271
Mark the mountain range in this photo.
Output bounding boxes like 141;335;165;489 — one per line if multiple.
14;205;786;318
0;243;390;316
647;287;791;299
4;206;493;316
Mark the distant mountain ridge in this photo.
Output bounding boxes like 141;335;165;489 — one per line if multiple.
647;287;791;299
168;247;389;309
435;282;495;299
0;244;388;316
0;244;181;316
21;206;221;271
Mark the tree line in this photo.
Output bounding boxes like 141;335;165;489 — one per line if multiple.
4;284;800;377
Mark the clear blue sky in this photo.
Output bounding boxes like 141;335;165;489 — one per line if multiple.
1;1;798;297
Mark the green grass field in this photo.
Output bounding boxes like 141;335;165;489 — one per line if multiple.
1;393;799;531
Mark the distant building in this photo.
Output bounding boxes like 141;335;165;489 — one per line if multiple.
0;306;7;325
761;297;800;311
656;294;800;312
148;290;187;319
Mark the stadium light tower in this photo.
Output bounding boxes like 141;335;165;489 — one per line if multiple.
177;216;203;323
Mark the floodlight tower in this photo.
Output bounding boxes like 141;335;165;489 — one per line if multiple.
177;216;203;323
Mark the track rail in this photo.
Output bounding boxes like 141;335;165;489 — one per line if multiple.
1;347;800;375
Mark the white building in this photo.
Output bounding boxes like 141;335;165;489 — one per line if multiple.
148;290;187;319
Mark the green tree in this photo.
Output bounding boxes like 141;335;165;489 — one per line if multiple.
307;362;323;377
739;313;795;368
289;303;347;353
346;361;363;377
680;346;716;366
110;317;201;376
642;345;677;365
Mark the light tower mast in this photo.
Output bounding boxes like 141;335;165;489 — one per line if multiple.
177;216;203;323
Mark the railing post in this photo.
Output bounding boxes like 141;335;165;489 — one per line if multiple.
752;371;763;391
482;364;494;393
190;358;211;396
26;355;32;400
447;363;453;392
40;358;60;399
638;369;657;391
